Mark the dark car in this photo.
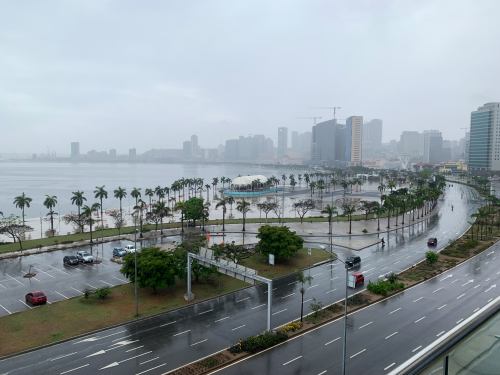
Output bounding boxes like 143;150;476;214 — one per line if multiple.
113;247;127;257
427;238;438;246
25;291;47;305
63;255;79;266
346;256;361;269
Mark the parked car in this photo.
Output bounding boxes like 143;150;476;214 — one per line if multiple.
113;247;127;257
345;256;361;269
427;238;438;246
351;272;365;287
76;250;94;263
124;244;137;253
25;291;47;305
63;255;79;266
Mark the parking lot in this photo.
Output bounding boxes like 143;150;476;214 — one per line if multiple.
0;240;147;317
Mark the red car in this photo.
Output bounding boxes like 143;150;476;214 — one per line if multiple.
25;291;47;305
352;272;365;287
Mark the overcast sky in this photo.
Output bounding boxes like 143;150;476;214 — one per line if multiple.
1;0;499;155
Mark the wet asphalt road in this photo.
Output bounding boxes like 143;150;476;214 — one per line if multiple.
0;184;482;375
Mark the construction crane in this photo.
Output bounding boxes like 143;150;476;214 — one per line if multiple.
312;106;342;120
296;116;322;125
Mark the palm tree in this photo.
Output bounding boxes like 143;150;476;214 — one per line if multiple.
236;199;251;231
82;203;100;243
342;202;357;234
383;195;393;229
212;177;219;198
145;188;154;212
43;195;58;236
377;184;386;204
113;187;127;233
151;201;170;234
134;199;147;237
215;198;228;232
374;205;385;231
131;187;142;207
13;192;32;225
155;186;164;203
71;191;86;232
94;185;108;229
175;201;186;233
205;184;211;201
297;271;313;322
321;204;338;235
227;196;235;218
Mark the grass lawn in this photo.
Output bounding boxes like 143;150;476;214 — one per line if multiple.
0;275;247;357
240;248;331;279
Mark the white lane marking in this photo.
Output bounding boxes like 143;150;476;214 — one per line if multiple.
18;299;32;309
385;332;398;340
412;345;422;353
99;280;114;286
100;351;154;369
236;297;250;303
389;307;402;315
317;371;327;375
48;264;70;275
251;304;266;310
215;316;230;323
457;293;466;300
112;276;128;283
432;287;443;294
473;307;480;313
436;330;445;337
450;279;459;284
272;308;287;316
173;330;191;337
364;268;375;273
350;348;367;359
71;287;83;294
461;280;474;287
312;273;322;277
160;320;177;327
288;281;298;286
60;364;90;374
282;355;303;366
86;283;98;289
437;304;447;310
308;284;319;290
197;309;213;315
413;297;424;303
139;356;159;365
439;274;453;282
33;267;55;278
485;278;491;282
359;321;373;329
474;284;481;289
326;289;337;294
384;362;396;371
190;339;208;346
126;345;144;352
232;325;246;331
281;293;296;299
0;282;7;289
414;316;426;323
456;318;464;324
50;352;78;361
55;291;69;300
324;337;341;346
484;284;496;293
330;277;339;281
111;335;132;342
303;298;313;304
136;363;167;375
7;273;24;286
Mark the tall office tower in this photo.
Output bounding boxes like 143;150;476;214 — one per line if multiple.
311;120;336;164
70;142;80;159
363;119;383;154
423;130;443;164
128;148;137;160
190;134;199;157
291;131;299;152
399;131;424;159
468;102;500;171
346;116;363;166
277;127;288;159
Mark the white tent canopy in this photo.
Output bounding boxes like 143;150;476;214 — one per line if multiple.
231;175;268;187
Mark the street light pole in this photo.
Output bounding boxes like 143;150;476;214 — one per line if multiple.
134;226;138;317
342;262;348;375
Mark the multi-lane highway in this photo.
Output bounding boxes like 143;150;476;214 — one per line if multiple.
0;184;482;375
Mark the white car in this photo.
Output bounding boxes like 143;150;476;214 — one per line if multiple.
76;250;94;263
125;244;137;253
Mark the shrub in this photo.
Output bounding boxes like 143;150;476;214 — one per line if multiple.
426;251;439;264
200;357;219;368
310;298;324;317
95;287;111;300
279;322;302;334
387;272;398;283
367;280;404;296
362;228;368;233
230;331;288;354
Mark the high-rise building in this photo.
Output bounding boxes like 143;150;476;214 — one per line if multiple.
128;148;137;160
70;142;80;159
291;131;299;152
277;127;288;159
363;119;383;155
190;134;199;157
423;130;443;164
182;141;192;159
468;102;500;171
346;116;363;166
311;120;336;164
399;131;423;158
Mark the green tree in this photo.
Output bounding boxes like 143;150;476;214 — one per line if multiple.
145;188;154;212
321;204;338;234
341;201;357;234
147;201;171;234
175;201;186;233
71;191;86;232
183;197;205;227
13;192;32;225
93;185;108;229
255;225;304;262
216;197;229;231
82;203;100;243
43;195;58;236
121;248;179;292
131;187;142;207
297;271;313;322
293;199;315;224
0;214;33;250
236;199;251;231
113;187;127;233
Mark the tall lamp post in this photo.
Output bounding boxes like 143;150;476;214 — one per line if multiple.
134;226;139;317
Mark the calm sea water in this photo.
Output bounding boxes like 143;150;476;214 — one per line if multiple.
0;161;291;218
